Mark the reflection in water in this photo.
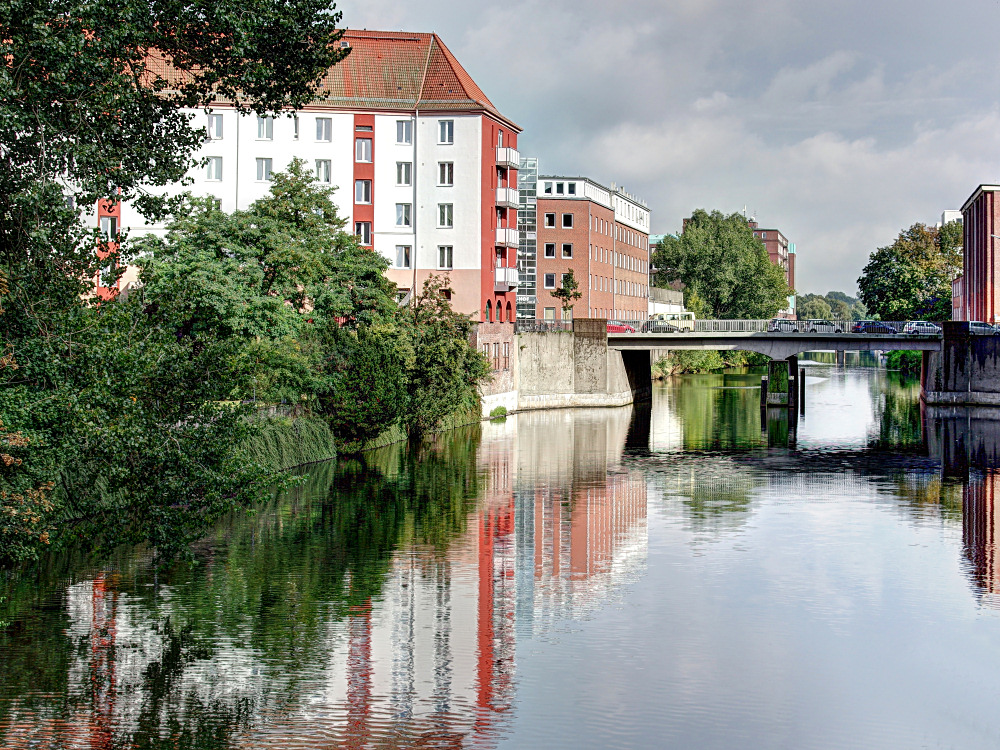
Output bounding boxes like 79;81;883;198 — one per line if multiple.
10;362;1000;747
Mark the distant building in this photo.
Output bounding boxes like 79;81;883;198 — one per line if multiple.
958;185;1000;323
533;175;651;321
748;219;796;319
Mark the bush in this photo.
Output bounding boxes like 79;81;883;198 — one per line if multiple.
886;350;922;375
489;406;508;420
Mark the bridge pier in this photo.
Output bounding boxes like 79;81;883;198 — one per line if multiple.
836;350;846;367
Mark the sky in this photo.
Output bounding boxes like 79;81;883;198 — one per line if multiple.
341;0;1000;295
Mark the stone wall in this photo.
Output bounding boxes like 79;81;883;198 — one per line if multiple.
923;322;1000;405
470;322;519;415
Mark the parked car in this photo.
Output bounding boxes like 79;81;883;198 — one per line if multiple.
902;320;943;335
803;319;844;333
640;318;680;333
768;318;798;332
852;320;896;334
607;321;636;333
969;321;999;335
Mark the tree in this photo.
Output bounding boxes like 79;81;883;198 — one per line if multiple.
652;209;791;319
551;269;583;315
397;276;491;436
797;295;833;320
857;221;961;321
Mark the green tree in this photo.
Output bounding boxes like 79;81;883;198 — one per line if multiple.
551;269;583;315
397;276;492;436
797;295;833;320
653;209;791;319
857;221;961;321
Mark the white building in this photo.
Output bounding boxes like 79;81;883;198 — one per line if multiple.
109;30;521;320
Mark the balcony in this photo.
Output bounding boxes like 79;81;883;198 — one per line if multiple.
496;186;519;208
494;265;519;292
496;227;519;247
496;147;520;169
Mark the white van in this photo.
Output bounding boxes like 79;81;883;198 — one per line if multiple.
641;312;695;332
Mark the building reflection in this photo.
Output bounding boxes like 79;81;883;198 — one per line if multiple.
12;409;647;749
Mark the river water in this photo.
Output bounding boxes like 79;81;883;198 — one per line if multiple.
4;357;1000;749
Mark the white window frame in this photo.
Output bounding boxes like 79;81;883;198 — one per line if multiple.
396;119;412;145
315;117;332;142
355;138;372;162
207;113;223;140
438;245;453;270
544;213;555;228
355;222;372;246
256;116;273;140
355;179;372;204
396;203;412;227
396;161;412;186
99;216;118;241
255;158;272;181
438;119;454;144
438;203;453;228
293;115;299;140
562;213;574;228
562;243;573;259
544;243;556;258
315;159;332;183
543;273;556;289
395;244;411;268
206;156;223;181
438;161;454;186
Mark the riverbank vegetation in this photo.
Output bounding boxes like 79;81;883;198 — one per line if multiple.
653;350;770;377
796;291;866;321
886;350;923;375
0;8;490;567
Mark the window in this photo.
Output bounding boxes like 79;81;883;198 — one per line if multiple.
438;162;454;186
99;255;116;288
99;216;118;241
256;158;273;181
315;159;332;183
439;120;454;144
543;182;553;194
543;307;556;320
257;116;273;140
293;115;299;140
355;222;372;245
497;131;504;147
355;138;372;162
396;203;412;227
562;307;573;321
543;273;555;289
562;213;573;228
438;203;453;228
562;243;573;258
396;161;412;186
561;273;572;288
396;120;412;144
207;113;223;139
206;156;222;181
395;244;411;268
568;183;576;195
556;182;564;194
544;243;555;258
355;179;371;203
544;213;555;228
356;124;373;132
503;342;510;370
438;245;453;269
316;117;332;141
493;342;500;369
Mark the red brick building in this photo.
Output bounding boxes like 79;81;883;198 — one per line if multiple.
958;185;1000;323
534;177;650;321
749;219;796;318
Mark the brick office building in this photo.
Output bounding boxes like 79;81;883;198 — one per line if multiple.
749;219;797;318
106;30;521;321
957;185;1000;323
534;176;650;321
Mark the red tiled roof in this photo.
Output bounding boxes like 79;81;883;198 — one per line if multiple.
315;30;519;130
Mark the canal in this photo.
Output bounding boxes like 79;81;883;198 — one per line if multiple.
3;356;1000;749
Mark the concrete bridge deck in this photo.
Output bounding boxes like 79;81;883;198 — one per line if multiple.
608;331;942;359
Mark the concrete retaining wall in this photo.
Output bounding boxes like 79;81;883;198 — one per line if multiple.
923;322;1000;405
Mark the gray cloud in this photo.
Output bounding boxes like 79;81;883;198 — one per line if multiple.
342;0;1000;293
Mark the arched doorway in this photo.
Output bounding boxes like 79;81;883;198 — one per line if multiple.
486;300;492;323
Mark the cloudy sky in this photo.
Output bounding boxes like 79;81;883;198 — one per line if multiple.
343;0;1000;294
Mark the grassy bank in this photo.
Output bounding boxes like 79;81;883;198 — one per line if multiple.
240;416;338;471
653;350;770;377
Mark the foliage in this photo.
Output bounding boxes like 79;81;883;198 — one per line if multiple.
797;291;866;320
886;350;922;374
654;349;769;376
551;269;583;313
397;276;492;436
857;221;962;321
317;325;407;446
652;209;791;319
239;416;337;471
489;406;508;419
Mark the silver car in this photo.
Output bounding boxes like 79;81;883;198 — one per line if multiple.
803;319;844;333
969;321;998;335
902;321;942;335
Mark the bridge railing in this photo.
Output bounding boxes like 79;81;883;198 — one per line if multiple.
515;319;573;333
604;319;944;335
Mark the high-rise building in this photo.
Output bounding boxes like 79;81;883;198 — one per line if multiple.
109;30;522;320
958;185;1000;323
748;219;796;318
532;175;651;322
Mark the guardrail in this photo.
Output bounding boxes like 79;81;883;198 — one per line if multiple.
604;319;945;335
515;319;573;333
